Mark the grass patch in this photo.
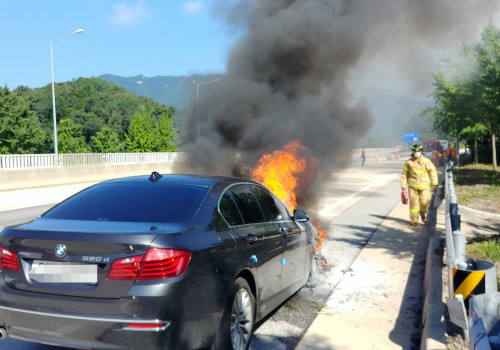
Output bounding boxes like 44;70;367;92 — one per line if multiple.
454;163;500;186
453;164;500;214
466;236;500;291
466;235;500;262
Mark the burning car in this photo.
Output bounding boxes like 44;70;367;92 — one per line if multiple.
0;172;316;350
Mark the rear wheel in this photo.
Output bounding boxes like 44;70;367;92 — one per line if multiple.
213;277;255;350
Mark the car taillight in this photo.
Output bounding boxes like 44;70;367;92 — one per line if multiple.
107;256;143;280
0;246;20;272
107;248;191;281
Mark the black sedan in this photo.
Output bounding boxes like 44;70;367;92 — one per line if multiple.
0;173;316;350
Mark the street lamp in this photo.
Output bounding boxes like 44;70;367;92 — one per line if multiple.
196;78;219;137
51;28;84;156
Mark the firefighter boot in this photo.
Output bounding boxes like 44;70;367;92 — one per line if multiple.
421;214;427;223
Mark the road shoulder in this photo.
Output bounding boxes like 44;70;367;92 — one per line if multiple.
296;202;433;349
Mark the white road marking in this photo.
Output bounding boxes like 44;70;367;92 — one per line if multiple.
319;173;399;216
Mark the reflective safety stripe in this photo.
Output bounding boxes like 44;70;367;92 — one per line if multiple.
409;169;427;174
408;182;430;190
410;208;420;213
420;209;428;213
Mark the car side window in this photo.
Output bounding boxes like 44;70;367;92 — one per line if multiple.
219;192;244;226
250;184;285;222
227;184;266;224
273;195;292;220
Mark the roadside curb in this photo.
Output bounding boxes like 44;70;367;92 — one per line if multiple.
421;237;447;349
458;204;500;221
421;167;447;349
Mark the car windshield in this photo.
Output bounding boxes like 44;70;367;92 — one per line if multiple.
43;182;210;223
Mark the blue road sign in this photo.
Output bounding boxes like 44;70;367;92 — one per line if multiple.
403;132;418;143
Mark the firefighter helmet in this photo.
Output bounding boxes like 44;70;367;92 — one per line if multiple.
412;144;423;152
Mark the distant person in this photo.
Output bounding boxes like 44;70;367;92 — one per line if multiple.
401;144;438;226
446;146;452;162
361;148;366;166
432;147;440;167
451;143;457;165
394;145;401;160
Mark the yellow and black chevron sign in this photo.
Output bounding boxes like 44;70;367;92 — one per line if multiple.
452;268;486;310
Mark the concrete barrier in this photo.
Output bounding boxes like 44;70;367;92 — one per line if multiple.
0;162;179;191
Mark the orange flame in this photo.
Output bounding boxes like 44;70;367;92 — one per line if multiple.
251;141;316;212
314;221;328;254
251;141;329;260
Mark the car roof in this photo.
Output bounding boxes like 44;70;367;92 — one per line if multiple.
101;173;251;188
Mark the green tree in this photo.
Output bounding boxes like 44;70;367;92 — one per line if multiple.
426;72;483;163
58;118;87;153
10;78;178;154
125;110;160;152
0;86;46;154
157;112;178;151
461;124;488;163
90;125;125;153
474;23;500;170
426;24;500;168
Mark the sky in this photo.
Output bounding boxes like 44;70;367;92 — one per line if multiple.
2;0;500;148
1;0;500;98
0;0;237;89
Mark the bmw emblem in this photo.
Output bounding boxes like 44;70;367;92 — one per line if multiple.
55;244;66;257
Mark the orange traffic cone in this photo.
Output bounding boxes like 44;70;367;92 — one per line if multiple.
375;154;380;163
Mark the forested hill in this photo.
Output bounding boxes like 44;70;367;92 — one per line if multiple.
1;77;178;154
99;73;222;109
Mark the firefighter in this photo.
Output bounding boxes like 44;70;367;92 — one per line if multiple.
401;144;438;226
432;146;440;167
451;143;457;165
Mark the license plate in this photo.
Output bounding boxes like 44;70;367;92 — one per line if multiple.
30;260;98;284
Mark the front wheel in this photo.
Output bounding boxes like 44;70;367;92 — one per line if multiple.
213;277;255;350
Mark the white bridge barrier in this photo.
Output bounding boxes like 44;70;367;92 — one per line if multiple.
0;153;181;170
0;148;399;191
0;152;184;191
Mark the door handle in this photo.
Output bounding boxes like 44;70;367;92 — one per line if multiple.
247;234;257;244
278;227;288;236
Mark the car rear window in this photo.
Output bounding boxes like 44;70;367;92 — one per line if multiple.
43;182;209;223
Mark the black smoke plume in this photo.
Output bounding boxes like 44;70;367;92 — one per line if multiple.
176;0;500;211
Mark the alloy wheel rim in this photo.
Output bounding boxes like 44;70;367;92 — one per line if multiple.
230;288;253;350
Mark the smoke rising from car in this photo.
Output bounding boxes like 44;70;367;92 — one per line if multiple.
178;1;370;208
177;0;500;212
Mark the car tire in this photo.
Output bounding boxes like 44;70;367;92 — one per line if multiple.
212;277;255;350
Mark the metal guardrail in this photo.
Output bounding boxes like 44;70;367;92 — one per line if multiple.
444;160;467;268
444;160;470;339
0;152;182;170
444;160;497;342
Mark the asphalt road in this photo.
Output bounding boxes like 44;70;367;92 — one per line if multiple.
0;158;405;349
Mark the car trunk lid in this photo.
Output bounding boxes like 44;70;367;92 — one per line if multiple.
0;218;184;299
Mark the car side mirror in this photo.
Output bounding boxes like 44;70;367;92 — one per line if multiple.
293;209;309;223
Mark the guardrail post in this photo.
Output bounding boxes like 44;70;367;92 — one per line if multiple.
452;231;467;269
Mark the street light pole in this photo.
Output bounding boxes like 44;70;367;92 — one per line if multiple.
196;78;219;137
51;29;84;157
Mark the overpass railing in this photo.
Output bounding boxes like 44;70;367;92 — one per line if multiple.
0;152;182;170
